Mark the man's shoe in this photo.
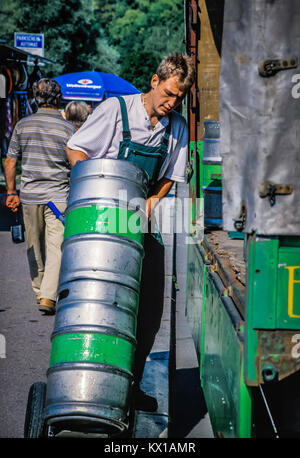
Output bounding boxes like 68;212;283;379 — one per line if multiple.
39;298;56;315
133;386;158;412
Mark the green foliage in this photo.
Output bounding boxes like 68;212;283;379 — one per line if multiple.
0;0;21;40
93;0;185;91
120;51;160;93
2;0;119;77
1;0;184;90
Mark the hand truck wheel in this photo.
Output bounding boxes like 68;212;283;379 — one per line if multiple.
24;382;47;438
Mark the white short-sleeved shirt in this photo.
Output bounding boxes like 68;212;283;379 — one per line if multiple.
67;93;188;183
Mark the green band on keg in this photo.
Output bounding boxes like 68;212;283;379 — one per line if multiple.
50;332;134;371
64;205;145;244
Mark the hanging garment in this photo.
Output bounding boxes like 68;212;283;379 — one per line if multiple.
4;96;13;139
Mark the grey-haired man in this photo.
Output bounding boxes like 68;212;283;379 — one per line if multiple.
5;78;76;315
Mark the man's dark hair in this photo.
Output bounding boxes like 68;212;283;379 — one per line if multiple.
156;53;195;92
32;78;62;107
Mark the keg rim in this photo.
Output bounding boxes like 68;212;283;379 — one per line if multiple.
50;325;137;345
65;197;148;217
57;278;140;295
203;138;220;142
55;298;138;318
46;361;133;378
61;231;145;253
45;413;128;435
202;158;222;164
58;271;141;294
71;158;149;188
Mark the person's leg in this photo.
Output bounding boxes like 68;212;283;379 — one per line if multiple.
132;232;165;410
39;202;66;314
22;204;45;302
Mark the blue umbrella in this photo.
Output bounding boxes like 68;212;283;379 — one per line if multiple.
54;71;140;102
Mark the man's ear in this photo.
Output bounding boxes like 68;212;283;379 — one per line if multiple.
151;74;159;89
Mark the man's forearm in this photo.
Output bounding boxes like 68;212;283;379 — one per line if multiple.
4;157;17;192
4;157;20;211
66;146;89;167
149;178;174;200
147;178;174;218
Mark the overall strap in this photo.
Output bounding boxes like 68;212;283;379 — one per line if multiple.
161;113;172;146
117;96;131;139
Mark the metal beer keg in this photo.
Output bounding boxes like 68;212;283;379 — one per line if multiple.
203;120;221;165
44;159;148;435
202;120;223;227
203;120;220;139
203;138;221;164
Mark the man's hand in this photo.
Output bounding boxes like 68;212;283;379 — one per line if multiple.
4;157;20;212
6;194;20;212
66;146;89;167
147;178;174;220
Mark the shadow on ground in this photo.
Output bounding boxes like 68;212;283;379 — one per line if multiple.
170;367;208;437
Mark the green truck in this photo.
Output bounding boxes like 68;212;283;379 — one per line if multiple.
185;0;300;438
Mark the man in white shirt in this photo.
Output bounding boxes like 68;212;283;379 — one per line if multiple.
66;53;195;411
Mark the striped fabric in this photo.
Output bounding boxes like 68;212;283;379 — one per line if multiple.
7;108;76;204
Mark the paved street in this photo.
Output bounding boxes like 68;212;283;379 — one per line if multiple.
0;226;54;438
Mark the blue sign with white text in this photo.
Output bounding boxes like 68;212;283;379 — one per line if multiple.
15;33;43;48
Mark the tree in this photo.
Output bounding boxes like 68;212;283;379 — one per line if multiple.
97;0;185;91
120;51;160;93
1;0;185;90
13;0;119;76
0;0;21;41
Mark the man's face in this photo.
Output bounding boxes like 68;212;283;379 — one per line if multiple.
150;74;186;118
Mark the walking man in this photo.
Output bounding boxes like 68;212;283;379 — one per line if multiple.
5;78;76;315
66;53;195;410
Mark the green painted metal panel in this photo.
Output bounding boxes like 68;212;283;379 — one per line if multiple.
202;163;222;189
185;240;206;365
244;235;259;385
202;269;249;438
188;141;204;225
64;205;145;245
50;332;134;372
197;141;204;198
277;247;300;329
245;235;300;386
186;237;251;437
237;358;252;438
279;238;300;248
249;237;279;329
197;141;204;220
188;141;197;226
228;231;245;240
200;258;207;383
